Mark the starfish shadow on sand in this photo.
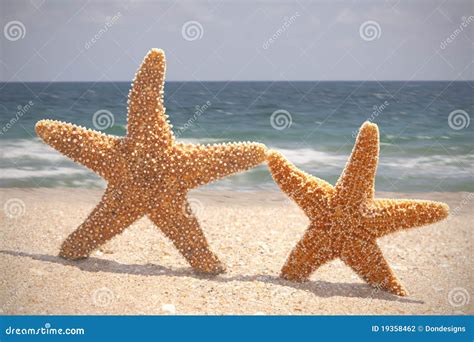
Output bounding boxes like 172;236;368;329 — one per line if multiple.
0;250;423;304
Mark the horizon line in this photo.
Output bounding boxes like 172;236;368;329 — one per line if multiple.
0;80;472;83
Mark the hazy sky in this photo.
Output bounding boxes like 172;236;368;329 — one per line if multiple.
0;0;472;81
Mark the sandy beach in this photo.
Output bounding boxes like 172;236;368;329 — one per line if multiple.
0;188;472;315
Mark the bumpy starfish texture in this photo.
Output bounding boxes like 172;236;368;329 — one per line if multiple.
35;49;267;274
267;122;449;296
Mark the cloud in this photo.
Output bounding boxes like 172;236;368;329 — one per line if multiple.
0;0;472;81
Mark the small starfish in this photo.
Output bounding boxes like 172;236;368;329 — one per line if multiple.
35;49;266;274
267;122;449;296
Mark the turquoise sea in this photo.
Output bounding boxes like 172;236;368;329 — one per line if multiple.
0;81;472;192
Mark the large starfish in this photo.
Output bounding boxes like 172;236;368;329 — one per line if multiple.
267;122;449;296
35;49;266;274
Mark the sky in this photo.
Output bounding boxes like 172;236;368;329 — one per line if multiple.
0;0;472;81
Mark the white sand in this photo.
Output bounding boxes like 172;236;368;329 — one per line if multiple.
0;188;472;315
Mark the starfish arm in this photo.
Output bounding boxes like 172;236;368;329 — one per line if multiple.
127;49;174;145
177;142;267;188
364;199;449;237
35;119;122;180
341;239;407;296
59;186;145;260
280;225;335;282
147;198;225;274
267;150;334;217
334;122;379;206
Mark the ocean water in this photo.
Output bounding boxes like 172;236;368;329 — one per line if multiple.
0;81;472;192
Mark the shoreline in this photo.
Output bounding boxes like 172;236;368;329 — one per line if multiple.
0;186;472;203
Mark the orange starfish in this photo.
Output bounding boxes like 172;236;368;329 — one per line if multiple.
267;122;449;296
35;49;266;274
